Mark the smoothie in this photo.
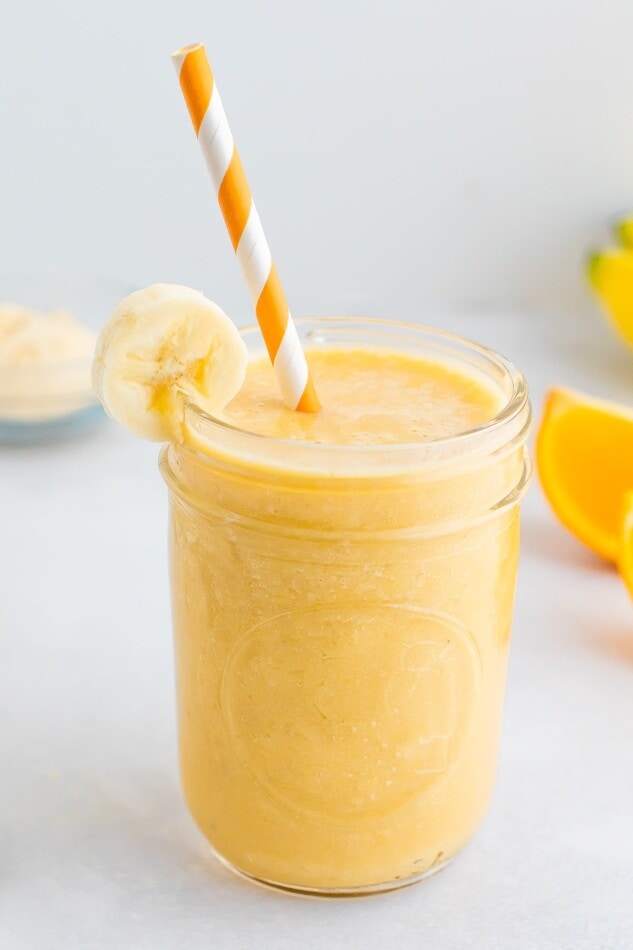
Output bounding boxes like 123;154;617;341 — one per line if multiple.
160;319;531;894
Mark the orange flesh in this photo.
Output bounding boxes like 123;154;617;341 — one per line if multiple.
537;390;633;562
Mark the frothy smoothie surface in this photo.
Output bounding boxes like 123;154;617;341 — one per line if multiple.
222;347;504;445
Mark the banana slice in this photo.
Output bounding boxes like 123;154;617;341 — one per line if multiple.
92;284;247;441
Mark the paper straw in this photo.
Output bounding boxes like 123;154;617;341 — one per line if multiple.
171;43;320;413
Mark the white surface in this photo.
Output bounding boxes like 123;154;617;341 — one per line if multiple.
3;309;633;950
3;1;633;318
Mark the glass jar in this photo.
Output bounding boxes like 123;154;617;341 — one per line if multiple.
160;318;531;896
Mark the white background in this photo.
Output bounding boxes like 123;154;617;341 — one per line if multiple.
2;0;633;320
3;3;633;949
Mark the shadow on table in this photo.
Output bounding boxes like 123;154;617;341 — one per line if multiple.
13;765;260;900
520;512;611;574
581;625;633;667
75;776;247;891
519;508;632;666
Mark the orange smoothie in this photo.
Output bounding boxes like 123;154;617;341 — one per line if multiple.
160;319;531;894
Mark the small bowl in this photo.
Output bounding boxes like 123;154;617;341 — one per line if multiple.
0;274;133;443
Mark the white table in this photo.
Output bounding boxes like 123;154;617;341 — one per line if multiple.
3;310;632;950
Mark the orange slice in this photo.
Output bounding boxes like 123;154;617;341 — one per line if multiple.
537;387;633;562
618;492;633;597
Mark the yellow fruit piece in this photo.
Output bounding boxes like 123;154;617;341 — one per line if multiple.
614;216;633;249
618;492;633;598
587;249;633;348
92;284;247;442
537;387;633;562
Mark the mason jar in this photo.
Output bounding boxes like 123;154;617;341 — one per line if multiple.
159;318;531;896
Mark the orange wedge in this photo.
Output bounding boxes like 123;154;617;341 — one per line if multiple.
537;387;633;562
618;492;633;597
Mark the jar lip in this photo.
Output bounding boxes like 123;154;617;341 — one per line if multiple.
182;317;530;468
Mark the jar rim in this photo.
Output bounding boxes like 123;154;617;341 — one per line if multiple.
181;317;531;475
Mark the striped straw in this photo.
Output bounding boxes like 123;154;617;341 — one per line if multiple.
171;43;320;413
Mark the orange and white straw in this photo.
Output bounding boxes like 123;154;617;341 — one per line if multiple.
172;42;320;413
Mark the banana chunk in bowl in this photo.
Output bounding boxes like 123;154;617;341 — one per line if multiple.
0;302;100;442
